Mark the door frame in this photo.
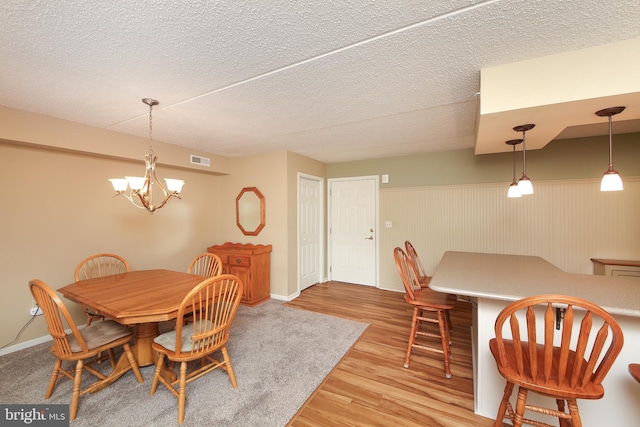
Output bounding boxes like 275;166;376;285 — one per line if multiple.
297;173;325;294
327;175;379;287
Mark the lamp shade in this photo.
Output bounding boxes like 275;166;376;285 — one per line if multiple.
517;177;534;195
165;179;185;193
109;178;128;192
508;183;521;198
125;176;146;191
601;170;623;191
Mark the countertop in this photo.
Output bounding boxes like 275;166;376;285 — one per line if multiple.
429;251;640;317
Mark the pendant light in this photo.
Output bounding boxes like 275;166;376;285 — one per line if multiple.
513;124;535;195
506;139;523;198
596;106;625;192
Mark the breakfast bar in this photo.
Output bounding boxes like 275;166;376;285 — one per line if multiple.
429;251;640;426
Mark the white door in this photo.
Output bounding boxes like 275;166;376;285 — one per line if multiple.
329;177;377;286
298;175;323;291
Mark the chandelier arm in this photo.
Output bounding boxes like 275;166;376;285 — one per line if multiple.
113;192;151;210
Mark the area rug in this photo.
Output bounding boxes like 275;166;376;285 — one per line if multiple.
0;300;368;426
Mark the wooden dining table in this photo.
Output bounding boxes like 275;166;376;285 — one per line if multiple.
58;269;205;389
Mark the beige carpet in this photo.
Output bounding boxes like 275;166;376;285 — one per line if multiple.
0;300;368;426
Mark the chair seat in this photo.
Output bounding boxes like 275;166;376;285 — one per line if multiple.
153;320;216;353
405;288;456;309
67;320;133;353
489;339;605;400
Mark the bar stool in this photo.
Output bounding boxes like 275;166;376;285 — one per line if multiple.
394;247;457;377
490;294;624;427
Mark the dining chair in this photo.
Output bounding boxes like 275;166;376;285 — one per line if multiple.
394;247;457;377
489;294;624;427
150;274;244;424
29;279;143;421
187;252;222;277
74;253;130;325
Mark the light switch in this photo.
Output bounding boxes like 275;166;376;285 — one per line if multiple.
381;174;389;184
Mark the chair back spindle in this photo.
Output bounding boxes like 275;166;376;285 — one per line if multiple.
74;253;129;281
187;253;223;278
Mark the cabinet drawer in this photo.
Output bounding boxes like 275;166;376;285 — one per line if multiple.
227;255;251;267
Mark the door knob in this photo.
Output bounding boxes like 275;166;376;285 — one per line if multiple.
365;236;374;240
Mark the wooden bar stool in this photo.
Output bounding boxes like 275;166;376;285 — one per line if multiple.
394;247;457;377
490;294;624;427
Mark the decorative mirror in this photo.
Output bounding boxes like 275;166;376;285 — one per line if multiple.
236;187;265;236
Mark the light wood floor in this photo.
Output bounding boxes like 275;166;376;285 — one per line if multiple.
284;281;501;427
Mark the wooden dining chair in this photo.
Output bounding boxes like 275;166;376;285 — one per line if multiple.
150;274;243;424
74;253;130;325
187;252;222;277
394;247;457;377
489;294;624;427
29;279;143;421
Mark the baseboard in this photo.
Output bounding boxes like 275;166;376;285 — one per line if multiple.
0;334;52;356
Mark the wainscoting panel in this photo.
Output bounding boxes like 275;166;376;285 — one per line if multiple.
380;177;640;291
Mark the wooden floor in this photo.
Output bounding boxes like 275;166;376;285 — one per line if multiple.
284;281;500;427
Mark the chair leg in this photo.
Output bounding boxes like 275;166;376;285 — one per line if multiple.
150;354;164;396
70;360;84;421
494;381;514;427
45;359;62;399
567;399;582;427
178;361;187;424
404;307;420;368
513;387;528;427
123;343;143;383
221;346;238;388
438;310;452;378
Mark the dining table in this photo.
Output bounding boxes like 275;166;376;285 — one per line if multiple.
58;269;205;390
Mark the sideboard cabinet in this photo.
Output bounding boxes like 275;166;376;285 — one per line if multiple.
207;242;272;306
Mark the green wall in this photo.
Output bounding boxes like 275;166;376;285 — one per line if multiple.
327;133;640;186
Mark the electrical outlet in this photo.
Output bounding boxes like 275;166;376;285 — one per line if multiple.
30;305;43;316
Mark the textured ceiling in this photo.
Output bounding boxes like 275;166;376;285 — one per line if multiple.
1;1;639;163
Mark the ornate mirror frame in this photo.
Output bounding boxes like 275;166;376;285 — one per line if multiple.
236;187;265;236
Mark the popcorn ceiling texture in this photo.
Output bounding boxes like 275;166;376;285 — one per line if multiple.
1;1;639;162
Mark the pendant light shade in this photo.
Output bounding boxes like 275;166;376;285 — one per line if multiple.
513;124;535;195
596;106;625;192
506;139;523;198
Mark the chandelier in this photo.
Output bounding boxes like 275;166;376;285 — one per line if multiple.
109;98;184;214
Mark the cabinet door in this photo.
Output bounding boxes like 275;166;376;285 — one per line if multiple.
228;264;251;302
607;265;640;279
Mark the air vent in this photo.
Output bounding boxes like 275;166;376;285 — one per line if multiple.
190;155;210;167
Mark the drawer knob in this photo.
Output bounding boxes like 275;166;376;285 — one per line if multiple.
236;258;242;264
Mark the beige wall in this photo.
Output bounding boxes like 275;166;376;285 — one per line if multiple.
0;107;327;351
214;150;327;299
0;143;222;347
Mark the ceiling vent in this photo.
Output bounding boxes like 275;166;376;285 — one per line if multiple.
190;154;210;167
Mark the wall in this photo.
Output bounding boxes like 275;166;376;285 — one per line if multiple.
0;106;327;352
216;150;327;299
0;143;221;349
328;133;640;292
